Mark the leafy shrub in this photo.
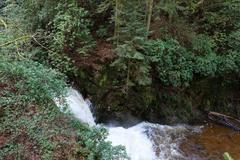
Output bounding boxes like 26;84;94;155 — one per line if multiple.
2;1;95;76
223;152;234;160
194;53;218;77
145;39;194;87
0;59;67;106
96;25;109;38
112;41;151;87
0;57;128;159
71;120;128;160
0;99;128;160
40;2;96;75
217;52;240;74
192;34;216;55
51;2;95;54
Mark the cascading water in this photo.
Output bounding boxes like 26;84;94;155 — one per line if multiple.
56;88;202;160
55;88;95;126
107;124;157;160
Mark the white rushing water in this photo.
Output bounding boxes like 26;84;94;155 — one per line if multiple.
57;88;201;160
107;124;157;160
55;88;95;126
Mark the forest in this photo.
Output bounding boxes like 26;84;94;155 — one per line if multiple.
0;0;240;159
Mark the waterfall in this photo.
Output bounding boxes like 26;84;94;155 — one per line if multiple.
55;88;95;126
56;88;201;160
107;124;157;160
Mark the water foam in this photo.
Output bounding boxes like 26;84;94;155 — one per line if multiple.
55;88;95;126
107;123;156;160
107;122;201;160
57;88;202;160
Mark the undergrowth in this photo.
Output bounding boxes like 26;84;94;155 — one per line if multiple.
0;59;127;159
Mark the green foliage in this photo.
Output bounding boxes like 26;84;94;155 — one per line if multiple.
0;101;128;159
0;57;127;159
48;52;78;76
0;60;67;106
2;0;95;76
110;0;152;90
145;39;194;87
192;34;216;55
1;0;240;129
71;120;128;160
217;51;240;74
111;0;240;87
102;0;240;119
194;53;218;77
96;25;109;38
51;2;95;54
0;2;127;157
3;0;67;31
113;41;151;87
41;2;95;75
113;0;147;43
223;152;234;160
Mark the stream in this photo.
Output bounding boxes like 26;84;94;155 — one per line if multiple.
56;88;240;160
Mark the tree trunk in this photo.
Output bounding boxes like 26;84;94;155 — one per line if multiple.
146;0;153;37
114;0;120;45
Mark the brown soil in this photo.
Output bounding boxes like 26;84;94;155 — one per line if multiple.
52;134;78;160
0;132;41;160
0;133;10;148
70;41;116;72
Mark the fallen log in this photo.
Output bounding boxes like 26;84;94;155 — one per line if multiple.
208;111;240;131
